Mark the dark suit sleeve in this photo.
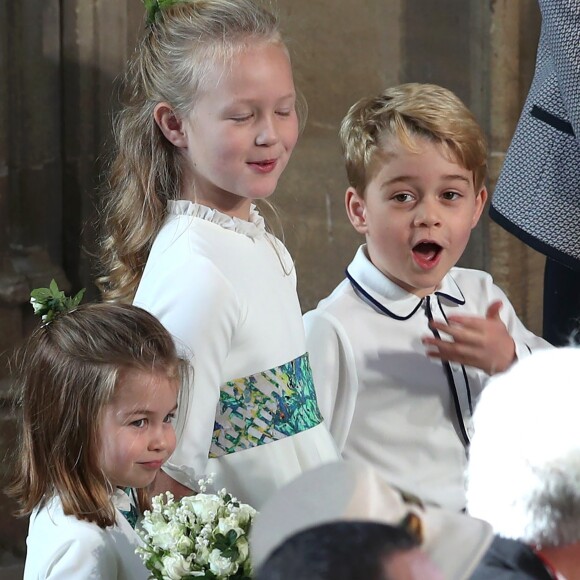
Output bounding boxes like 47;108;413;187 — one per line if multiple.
470;536;554;580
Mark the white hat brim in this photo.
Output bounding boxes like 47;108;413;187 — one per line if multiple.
250;460;492;580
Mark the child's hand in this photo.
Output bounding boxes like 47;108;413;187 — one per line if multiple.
422;301;516;375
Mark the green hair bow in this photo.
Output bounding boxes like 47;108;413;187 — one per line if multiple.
30;279;85;324
143;0;184;25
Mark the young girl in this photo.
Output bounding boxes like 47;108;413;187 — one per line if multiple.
99;0;338;507
9;300;187;579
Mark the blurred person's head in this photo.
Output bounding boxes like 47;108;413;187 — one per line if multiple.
467;347;580;548
251;460;492;579
256;520;442;580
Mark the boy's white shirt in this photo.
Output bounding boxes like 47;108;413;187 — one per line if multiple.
304;245;552;511
24;492;148;579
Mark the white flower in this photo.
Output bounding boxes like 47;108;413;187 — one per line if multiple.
184;494;223;524
152;491;175;511
147;519;187;551
162;553;191;580
208;549;237;577
140;510;167;536
137;486;256;579
175;534;194;555
216;515;243;539
235;503;257;526
194;543;211;566
30;297;43;314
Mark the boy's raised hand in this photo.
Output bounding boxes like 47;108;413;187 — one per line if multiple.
422;300;516;375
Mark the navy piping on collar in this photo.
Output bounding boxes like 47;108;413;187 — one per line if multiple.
345;269;423;321
346;268;467;317
435;285;466;306
438;296;473;414
425;296;471;447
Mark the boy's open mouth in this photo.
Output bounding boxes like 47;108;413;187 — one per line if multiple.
412;242;442;266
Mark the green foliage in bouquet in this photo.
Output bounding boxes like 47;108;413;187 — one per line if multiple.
137;482;257;580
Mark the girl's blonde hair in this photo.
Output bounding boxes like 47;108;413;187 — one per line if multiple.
99;0;296;303
8;303;189;529
340;83;488;195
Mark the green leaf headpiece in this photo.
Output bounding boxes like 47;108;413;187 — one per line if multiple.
30;279;86;324
143;0;185;25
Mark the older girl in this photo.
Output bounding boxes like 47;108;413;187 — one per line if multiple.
99;0;338;508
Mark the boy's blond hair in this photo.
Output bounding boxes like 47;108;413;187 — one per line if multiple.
339;83;487;194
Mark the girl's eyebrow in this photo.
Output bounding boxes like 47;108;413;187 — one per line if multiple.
124;403;178;416
225;92;297;105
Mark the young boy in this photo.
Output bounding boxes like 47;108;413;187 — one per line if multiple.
304;83;551;511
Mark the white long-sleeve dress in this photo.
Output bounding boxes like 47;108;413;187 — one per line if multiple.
24;491;147;579
134;201;338;508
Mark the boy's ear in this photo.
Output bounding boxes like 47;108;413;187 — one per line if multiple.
154;102;188;148
471;186;488;228
345;186;368;234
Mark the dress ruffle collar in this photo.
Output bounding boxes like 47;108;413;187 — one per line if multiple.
167;200;266;239
346;245;465;319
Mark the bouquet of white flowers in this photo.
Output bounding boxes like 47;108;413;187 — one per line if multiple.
136;479;257;580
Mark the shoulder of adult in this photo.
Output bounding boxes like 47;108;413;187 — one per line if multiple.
471;535;553;580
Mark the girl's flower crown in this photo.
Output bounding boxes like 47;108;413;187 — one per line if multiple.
143;0;185;25
30;279;85;323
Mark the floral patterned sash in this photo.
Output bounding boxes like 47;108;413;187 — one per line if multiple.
209;353;323;458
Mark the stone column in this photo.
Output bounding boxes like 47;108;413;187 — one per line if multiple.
275;0;403;310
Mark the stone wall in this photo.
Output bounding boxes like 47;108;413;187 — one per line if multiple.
0;0;543;565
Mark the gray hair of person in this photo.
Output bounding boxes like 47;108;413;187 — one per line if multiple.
466;347;580;548
99;0;305;303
